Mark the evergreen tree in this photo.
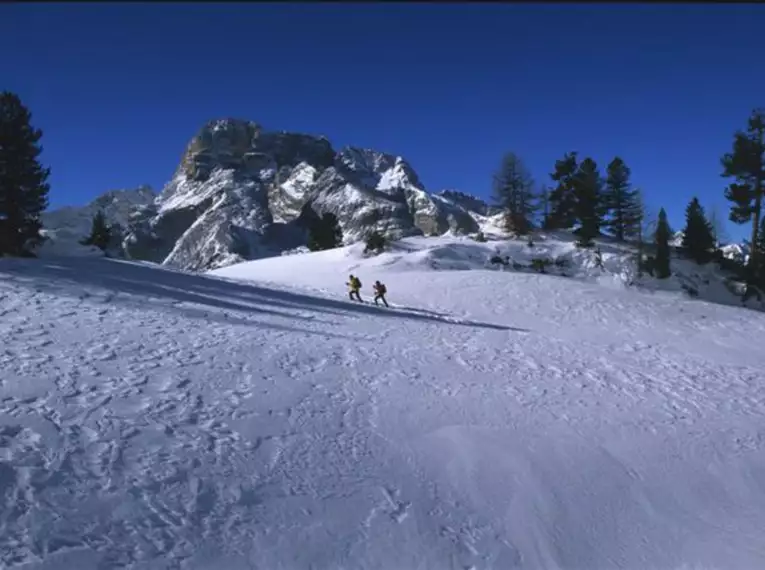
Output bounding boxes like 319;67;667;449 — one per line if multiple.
0;91;51;256
573;157;604;247
654;207;672;279
301;204;322;252
707;203;728;247
298;202;320;228
307;212;343;251
364;230;387;253
81;210;113;252
538;186;553;230
548;152;578;229
603;157;642;242
323;213;343;249
631;189;660;279
755;215;765;285
680;197;715;264
492;152;536;235
722;108;765;283
635;190;646;278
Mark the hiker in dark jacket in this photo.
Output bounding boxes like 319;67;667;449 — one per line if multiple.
373;280;389;307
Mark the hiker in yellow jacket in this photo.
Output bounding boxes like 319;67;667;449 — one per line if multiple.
347;274;362;302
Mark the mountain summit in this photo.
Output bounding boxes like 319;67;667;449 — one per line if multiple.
120;118;483;270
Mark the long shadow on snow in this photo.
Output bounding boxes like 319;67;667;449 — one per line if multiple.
0;259;360;339
1;257;523;332
4;258;334;317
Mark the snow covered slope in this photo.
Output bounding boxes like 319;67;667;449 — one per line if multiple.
3;237;765;569
217;232;762;312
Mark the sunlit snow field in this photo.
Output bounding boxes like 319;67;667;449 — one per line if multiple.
2;234;765;569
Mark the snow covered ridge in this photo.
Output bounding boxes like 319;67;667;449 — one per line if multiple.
3;239;765;568
39;183;757;313
212;232;764;312
115;118;487;270
436;188;502;217
39;186;156;257
671;229;751;264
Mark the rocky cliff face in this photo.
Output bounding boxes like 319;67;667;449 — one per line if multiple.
122;120;337;270
119;118;487;271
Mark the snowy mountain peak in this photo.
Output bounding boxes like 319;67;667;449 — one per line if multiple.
335;146;423;192
337;146;394;172
720;241;751;264
41;118;504;270
179;119;264;182
670;230;685;248
437;189;500;217
206;117;259;133
88;185;156;218
107;117;491;270
40;186;157;257
670;230;750;263
176;119;336;185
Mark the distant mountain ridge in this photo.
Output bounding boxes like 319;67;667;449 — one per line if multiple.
671;230;751;264
40;186;157;257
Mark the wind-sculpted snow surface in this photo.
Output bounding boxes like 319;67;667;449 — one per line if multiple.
2;247;765;569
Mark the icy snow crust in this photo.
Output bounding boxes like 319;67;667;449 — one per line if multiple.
2;234;765;569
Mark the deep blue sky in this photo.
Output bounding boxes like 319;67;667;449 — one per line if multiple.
3;3;765;241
